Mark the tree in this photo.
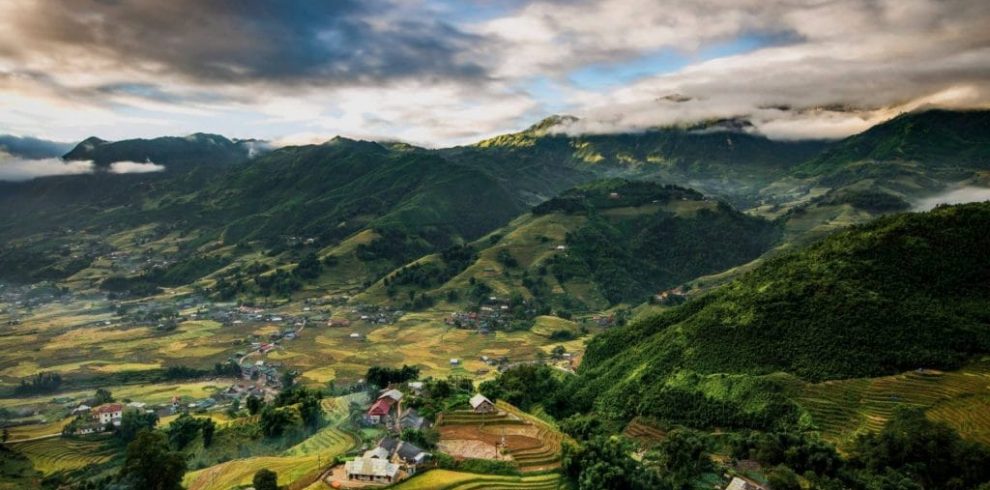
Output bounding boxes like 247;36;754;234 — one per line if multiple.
201;418;216;447
167;413;202;449
562;437;666;490
766;465;801;490
226;398;241;418
253;468;278;490
281;370;298;389
115;410;159;443
651;429;712;482
365;365;420;388
246;395;262;415
259;406;296;438
94;388;114;404
401;428;440;450
1;428;8;443
118;430;186;490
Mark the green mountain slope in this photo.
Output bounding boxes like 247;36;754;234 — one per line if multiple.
797;109;990;176
360;180;781;313
559;202;990;427
0;137;527;287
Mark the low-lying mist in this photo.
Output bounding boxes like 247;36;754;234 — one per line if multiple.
914;186;990;211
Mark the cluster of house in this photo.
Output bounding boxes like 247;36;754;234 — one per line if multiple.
445;297;513;333
325;304;405;329
0;282;80;320
344;387;440;484
66;402;143;434
240;360;283;390
344;436;432;483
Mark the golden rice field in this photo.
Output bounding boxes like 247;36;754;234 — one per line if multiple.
184;395;359;490
0;380;226;410
798;361;990;446
13;437;116;474
392;470;565;490
4;419;72;441
183;453;321;490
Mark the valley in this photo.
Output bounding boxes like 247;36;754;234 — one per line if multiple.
2;109;990;490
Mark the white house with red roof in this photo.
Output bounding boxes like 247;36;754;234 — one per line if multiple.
93;403;124;426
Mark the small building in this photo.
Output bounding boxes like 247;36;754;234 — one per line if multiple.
407;381;424;395
399;408;429;431
93;403;124;426
450;358;460;366
378;436;431;474
379;389;403;403
469;394;496;413
363;447;391;459
725;477;767;490
344;458;399;483
365;397;396;424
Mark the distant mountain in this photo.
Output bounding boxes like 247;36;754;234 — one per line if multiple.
2;109;989;293
63;133;258;169
557;202;990;427
0;134;75;158
448;116;830;208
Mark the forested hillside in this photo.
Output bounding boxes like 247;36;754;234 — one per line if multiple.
557;202;990;427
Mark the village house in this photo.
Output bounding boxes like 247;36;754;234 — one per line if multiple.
469;394;496;413
377;436;431;474
365;397;397;425
344;457;399;483
399;408;429;431
93;403;124;426
725;476;767;490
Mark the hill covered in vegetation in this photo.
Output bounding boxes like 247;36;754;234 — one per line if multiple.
359;180;781;314
555;202;990;427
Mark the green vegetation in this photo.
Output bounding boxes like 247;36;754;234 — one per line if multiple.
118;430;187;490
545;181;780;303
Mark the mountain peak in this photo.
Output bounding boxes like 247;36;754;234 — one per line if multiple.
526;114;579;134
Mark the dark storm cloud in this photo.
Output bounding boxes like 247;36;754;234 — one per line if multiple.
6;0;488;86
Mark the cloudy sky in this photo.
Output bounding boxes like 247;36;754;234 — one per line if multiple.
1;0;989;147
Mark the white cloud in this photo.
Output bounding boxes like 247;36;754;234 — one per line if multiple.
915;186;990;211
0;0;988;144
108;160;165;174
0;152;93;181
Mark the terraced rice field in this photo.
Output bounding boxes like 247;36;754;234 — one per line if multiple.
282;425;358;457
13;437;116;473
185;395;360;490
622;418;667;447
184;454;320;490
392;470;565;490
438;402;566;472
798;361;990;446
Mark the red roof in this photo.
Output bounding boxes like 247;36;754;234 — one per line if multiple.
367;398;395;416
94;403;124;414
